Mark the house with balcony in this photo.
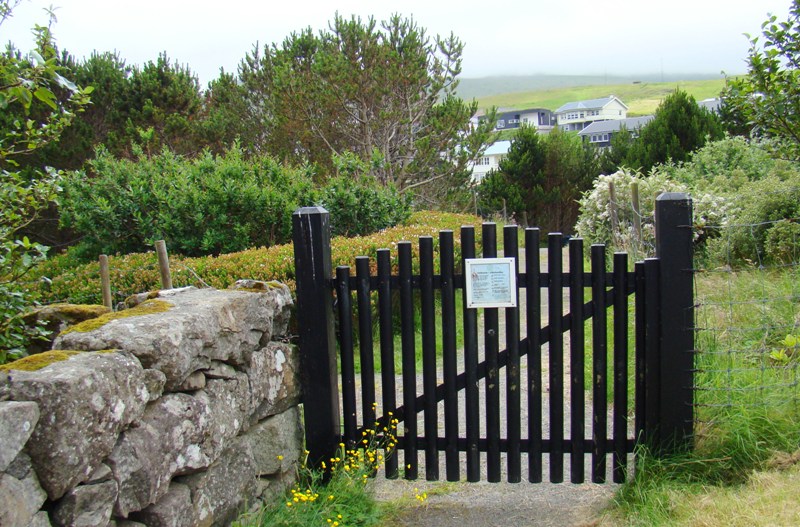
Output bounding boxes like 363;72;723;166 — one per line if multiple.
473;108;555;133
469;140;511;183
555;96;628;132
578;115;654;149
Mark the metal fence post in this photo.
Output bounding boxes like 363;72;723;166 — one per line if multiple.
653;193;694;453
292;206;340;466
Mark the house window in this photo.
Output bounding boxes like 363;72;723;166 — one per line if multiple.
477;157;490;166
602;134;609;141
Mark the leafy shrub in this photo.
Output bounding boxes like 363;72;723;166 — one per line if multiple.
59;146;414;260
26;211;483;306
705;173;800;266
765;220;800;265
316;176;411;237
59;145;317;258
574;168;686;255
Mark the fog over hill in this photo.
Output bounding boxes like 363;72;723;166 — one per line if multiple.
455;73;725;101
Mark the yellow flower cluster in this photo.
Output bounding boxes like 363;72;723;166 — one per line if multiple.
413;488;428;503
285;487;319;507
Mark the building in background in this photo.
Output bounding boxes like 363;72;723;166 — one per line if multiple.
469;140;511;182
578;115;654;149
555;96;628;131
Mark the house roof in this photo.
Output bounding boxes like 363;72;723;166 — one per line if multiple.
483;140;511;156
555;96;628;114
577;115;654;136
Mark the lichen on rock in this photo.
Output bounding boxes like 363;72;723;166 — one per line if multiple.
60;300;173;335
0;350;82;372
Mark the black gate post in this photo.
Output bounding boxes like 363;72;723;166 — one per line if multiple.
653;193;694;454
292;206;339;466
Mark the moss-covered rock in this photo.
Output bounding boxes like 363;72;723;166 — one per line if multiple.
22;304;112;355
0;351;82;372
59;300;172;336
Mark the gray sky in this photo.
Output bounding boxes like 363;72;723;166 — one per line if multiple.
1;0;792;87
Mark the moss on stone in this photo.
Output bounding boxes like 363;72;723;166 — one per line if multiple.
0;350;82;372
60;299;173;335
230;280;285;292
49;304;111;318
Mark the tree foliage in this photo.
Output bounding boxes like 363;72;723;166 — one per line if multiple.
0;1;91;361
237;14;495;204
625;90;723;172
58;145;412;259
477;126;598;233
722;0;800;160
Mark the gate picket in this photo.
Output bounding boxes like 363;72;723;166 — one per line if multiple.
420;237;439;481
482;224;502;483
356;257;376;435
548;233;565;483
613;253;629;483
398;241;418;480
526;228;543;483
504;225;522;483
590;244;608;483
569;239;586;483
461;226;481;482
336;265;358;447
440;231;460;482
376;249;398;478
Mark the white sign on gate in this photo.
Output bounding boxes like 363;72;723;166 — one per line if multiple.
464;257;517;309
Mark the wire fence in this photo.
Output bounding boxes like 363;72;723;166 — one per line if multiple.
692;217;800;421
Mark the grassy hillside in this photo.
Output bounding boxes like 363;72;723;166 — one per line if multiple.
472;78;728;116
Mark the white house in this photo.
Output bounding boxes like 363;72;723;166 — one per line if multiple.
578;115;654;149
470;140;511;183
555;96;628;132
472;108;555;133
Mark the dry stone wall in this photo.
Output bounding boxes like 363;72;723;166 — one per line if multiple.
0;286;302;527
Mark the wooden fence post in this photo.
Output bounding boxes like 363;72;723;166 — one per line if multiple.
608;181;619;240
652;192;694;453
631;181;642;248
99;255;112;309
154;240;172;290
292;207;340;467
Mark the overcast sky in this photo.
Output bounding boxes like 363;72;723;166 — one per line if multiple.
1;0;792;87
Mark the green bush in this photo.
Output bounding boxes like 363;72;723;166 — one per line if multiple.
59;146;414;260
705;173;800;266
59;145;317;258
574;168;686;256
765;220;800;265
26;211;483;306
316;176;411;238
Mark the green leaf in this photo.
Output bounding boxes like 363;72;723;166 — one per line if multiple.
33;87;58;110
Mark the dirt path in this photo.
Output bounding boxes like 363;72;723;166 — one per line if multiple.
365;248;619;527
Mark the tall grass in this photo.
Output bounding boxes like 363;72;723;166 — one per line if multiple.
602;266;800;526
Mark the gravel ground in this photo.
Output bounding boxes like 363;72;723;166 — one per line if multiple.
359;248;622;527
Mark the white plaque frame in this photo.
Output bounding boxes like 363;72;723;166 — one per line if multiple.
464;257;517;309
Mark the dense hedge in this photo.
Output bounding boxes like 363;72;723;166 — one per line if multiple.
575;138;800;266
58;145;411;259
26;211;483;305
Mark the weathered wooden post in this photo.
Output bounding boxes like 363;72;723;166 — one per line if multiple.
99;255;112;309
292;207;340;467
154;240;172;290
631;181;642;248
652;192;694;453
608;181;619;241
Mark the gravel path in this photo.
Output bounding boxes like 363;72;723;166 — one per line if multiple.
363;248;620;527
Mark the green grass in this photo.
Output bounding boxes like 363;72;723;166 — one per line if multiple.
476;78;728;116
599;266;800;526
236;425;399;527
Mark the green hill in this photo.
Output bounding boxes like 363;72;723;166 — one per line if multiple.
464;77;728;116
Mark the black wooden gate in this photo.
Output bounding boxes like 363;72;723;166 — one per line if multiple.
292;194;694;484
